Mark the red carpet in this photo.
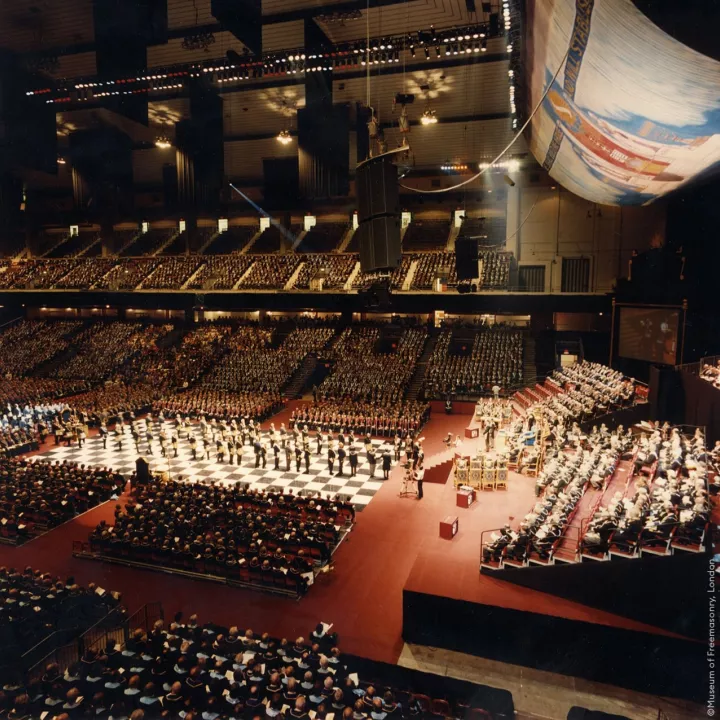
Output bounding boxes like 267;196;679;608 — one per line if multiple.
0;405;687;668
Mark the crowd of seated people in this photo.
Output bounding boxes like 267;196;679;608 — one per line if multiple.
238;256;302;290
422;326;523;399
205;327;334;394
352;255;412;290
95;259;161;290
62;383;161;425
155;389;283;423
6;609;487;720
0;259;79;289
89;482;352;590
291;399;429;438
0;378;89;406
120;324;234;391
293;254;356;290
479;251;512;289
0;566;122;657
140;258;205;290
0;401;65;456
700;359;720;389
53;258;119;290
584;425;710;554
317;327;427;405
410;252;457;290
186;256;255;290
57;323;173;382
0;320;82;378
0;456;123;542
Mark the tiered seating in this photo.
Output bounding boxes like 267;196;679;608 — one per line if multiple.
293;254;356;290
480;251;512;289
95;258;160;289
238;255;301;290
119;228;175;256
411;251;457;289
318;326;427;404
140;257;204;289
0;567;121;657
0;259;77;289
186;255;255;290
402;220;449;251
204;326;333;392
0;320;81;377
422;326;523;398
352;254;412;290
156;388;282;421
0;456;122;543
56;322;172;382
46;231;99;258
298;223;348;253
0;378;89;405
53;258;118;289
203;226;257;254
252;224;301;253
85;482;354;593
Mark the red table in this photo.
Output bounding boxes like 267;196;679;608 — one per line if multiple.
439;515;459;540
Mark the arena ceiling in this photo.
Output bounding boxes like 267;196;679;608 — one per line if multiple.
2;0;525;192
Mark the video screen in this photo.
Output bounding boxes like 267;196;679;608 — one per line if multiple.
618;307;679;365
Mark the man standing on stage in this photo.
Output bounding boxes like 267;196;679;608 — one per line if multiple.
382;447;392;480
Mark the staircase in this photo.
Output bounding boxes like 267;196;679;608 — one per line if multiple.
284;261;306;290
198;231;219;254
446;224;459;251
337;227;356;253
291;230;307;251
345;261;361;289
406;332;439;402
152;231;180;256
402;259;419;290
284;355;319;398
182;262;208;289
240;230;262;254
232;260;256;289
523;334;537;385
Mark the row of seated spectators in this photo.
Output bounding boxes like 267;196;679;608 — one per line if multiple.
87;482;353;591
479;251;512;289
204;327;334;394
0;566;122;659
0;456;123;543
422;326;524;399
290;400;430;438
583;426;710;556
186;256;255;290
56;323;173;382
700;359;720;390
352;255;412;291
292;255;356;290
0;320;82;377
238;256;302;290
140;258;204;290
61;383;161;426
410;253;456;290
0;379;90;406
317;326;427;405
0;401;64;457
10;611;495;720
155;389;283;424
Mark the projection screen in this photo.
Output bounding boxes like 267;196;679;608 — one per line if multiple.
524;0;720;206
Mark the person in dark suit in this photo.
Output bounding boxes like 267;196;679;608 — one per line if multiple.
254;439;262;468
315;428;323;455
382;448;392;480
273;441;280;470
285;444;292;471
304;446;311;473
295;445;302;472
337;444;346;476
189;435;197;460
367;448;376;478
327;445;336;474
349;447;358;477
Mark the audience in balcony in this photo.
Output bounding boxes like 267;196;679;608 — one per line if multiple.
239;255;302;290
141;258;204;289
479;251;512;289
95;259;161;290
53;258;119;289
410;252;457;290
423;326;523;399
186;256;255;290
293;255;356;290
155;389;283;423
700;360;720;389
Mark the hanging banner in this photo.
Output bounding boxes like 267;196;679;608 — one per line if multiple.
525;0;720;205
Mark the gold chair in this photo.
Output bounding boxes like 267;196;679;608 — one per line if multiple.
495;463;508;490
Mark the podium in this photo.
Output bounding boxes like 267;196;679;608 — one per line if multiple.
464;427;479;439
439;515;459;540
456;488;476;508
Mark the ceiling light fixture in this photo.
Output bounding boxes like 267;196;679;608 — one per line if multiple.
420;109;438;126
277;129;293;145
155;135;172;149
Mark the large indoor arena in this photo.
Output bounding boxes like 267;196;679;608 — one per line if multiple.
0;0;718;718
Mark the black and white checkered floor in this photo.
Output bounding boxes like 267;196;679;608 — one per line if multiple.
34;421;394;510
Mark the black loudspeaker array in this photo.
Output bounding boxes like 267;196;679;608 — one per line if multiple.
356;157;402;273
455;237;481;280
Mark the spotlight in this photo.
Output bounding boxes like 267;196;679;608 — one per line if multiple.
410;45;416;58
424;47;430;59
57;156;67;165
420;109;438;125
481;38;487;52
277;129;292;145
